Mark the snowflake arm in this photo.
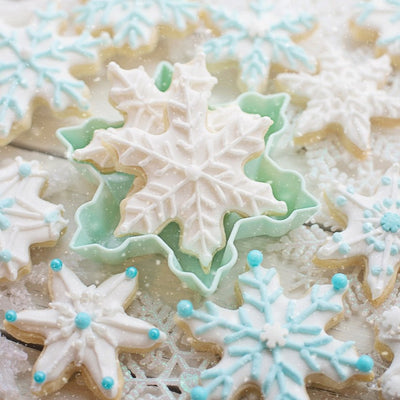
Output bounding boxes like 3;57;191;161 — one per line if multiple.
177;251;374;400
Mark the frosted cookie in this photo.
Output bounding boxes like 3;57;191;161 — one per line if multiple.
201;0;317;92
3;260;166;400
276;52;400;159
0;157;67;282
73;54;287;269
350;0;400;68
70;0;199;55
376;304;400;400
315;164;400;306
0;2;107;145
176;250;374;400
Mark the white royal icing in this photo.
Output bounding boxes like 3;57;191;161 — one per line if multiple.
316;164;400;303
0;157;67;281
73;54;287;267
276;52;400;155
4;262;166;400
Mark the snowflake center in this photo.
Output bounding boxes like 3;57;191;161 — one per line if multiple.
381;212;400;233
246;18;268;38
184;165;203;181
19;46;33;62
259;322;288;349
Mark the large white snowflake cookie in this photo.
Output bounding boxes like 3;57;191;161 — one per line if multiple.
73;54;287;268
276;52;400;159
3;260;166;400
0;2;107;144
315;164;400;305
201;0;317;92
176;250;374;400
0;157;67;282
351;0;400;67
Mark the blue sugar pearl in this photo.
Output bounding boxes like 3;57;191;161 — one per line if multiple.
247;250;263;267
338;242;350;255
125;266;138;279
381;176;391;186
332;273;348;291
0;249;12;262
177;300;194;318
356;355;374;373
50;258;63;271
148;328;160;341
336;196;347;206
332;232;342;243
75;312;92;330
34;371;46;384
18;163;31;177
101;376;114;390
5;310;17;322
191;386;208;400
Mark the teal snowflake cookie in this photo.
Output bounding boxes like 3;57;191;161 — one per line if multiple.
351;0;400;67
71;0;199;52
0;157;67;282
315;164;400;305
176;251;374;400
3;260;166;400
202;0;317;92
0;2;107;144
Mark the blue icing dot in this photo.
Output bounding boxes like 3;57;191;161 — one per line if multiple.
381;212;400;233
148;328;161;340
339;242;350;255
332;273;348;291
383;198;393;209
191;386;208;400
374;240;385;252
247;250;263;267
356;355;374;373
34;371;46;384
336;195;347;206
365;236;375;245
0;198;14;209
18;163;32;177
397;200;400;209
371;266;381;276
363;209;373;218
381;176;391;186
101;376;114;390
177;300;194;318
75;312;91;330
125;266;137;279
391;245;399;256
0;214;10;230
332;232;342;243
0;249;12;262
44;210;60;223
373;203;382;212
5;310;17;322
362;223;373;233
346;185;355;194
387;266;394;276
50;258;63;271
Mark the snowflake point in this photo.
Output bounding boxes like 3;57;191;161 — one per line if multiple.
356;355;374;373
247;249;263;267
5;310;17;322
177;299;194;318
332;273;348;292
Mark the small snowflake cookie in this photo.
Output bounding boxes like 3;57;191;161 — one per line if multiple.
201;0;317;92
3;260;166;400
350;0;400;68
176;250;374;400
315;164;400;306
0;3;107;144
276;52;400;159
0;157;67;282
70;0;200;53
73;53;287;268
377;304;400;400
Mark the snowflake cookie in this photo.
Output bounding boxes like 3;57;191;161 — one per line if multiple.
0;2;107;144
276;52;400;159
0;157;67;282
3;260;166;400
176;250;374;400
377;304;400;400
351;0;400;67
202;0;317;92
315;164;400;305
70;0;199;53
73;54;287;268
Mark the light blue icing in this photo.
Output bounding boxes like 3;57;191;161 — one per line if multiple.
397;200;400;208
148;328;161;340
0;249;12;262
363;222;373;233
346;185;355;194
364;209;373;218
75;312;92;330
387;265;394;276
0;198;14;230
381;212;400;233
18;163;31;177
339;242;351;255
50;258;63;271
391;244;399;256
332;232;343;243
34;371;46;384
247;249;263;267
371;266;382;276
373;203;383;212
44;210;60;223
179;252;371;399
382;175;392;186
383;198;394;208
374;240;385;252
335;195;347;206
5;310;17;322
101;376;114;390
125;266;137;279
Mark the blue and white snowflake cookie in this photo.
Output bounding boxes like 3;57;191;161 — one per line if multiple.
176;250;374;400
315;164;400;306
4;260;166;400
